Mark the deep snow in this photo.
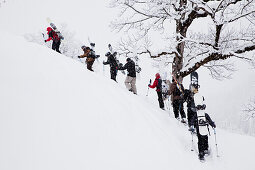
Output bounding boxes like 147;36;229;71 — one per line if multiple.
1;31;255;170
0;0;255;169
0;0;255;135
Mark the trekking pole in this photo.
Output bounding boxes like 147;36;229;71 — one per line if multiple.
103;63;105;75
42;33;46;42
191;130;194;151
213;128;219;157
146;79;152;96
79;58;83;64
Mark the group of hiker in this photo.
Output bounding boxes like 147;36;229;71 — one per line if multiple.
44;26;217;161
149;73;216;161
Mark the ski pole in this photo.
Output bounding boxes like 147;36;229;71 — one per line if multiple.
42;33;46;42
213;128;219;157
103;63;105;74
191;131;194;151
146;79;151;96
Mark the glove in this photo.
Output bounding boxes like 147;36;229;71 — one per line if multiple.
202;104;206;110
44;40;47;42
148;84;151;87
78;56;81;58
103;61;106;65
191;107;196;112
189;126;195;133
180;93;184;99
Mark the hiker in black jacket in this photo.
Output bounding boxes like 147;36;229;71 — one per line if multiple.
189;94;216;161
118;58;137;94
103;52;118;81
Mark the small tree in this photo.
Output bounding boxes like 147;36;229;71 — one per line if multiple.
110;0;255;80
243;97;255;120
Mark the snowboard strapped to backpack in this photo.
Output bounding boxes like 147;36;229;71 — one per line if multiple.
46;18;64;40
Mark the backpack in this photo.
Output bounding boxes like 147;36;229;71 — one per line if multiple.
135;65;142;73
56;31;64;40
197;112;210;136
173;84;181;96
49;23;64;40
162;80;169;91
49;30;61;42
157;78;162;92
88;50;96;59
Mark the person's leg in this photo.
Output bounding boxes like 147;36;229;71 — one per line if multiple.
52;41;57;50
187;108;195;127
173;100;179;118
125;76;132;91
55;41;61;53
179;101;186;118
110;68;117;81
204;135;209;151
157;91;164;109
198;134;205;159
87;60;94;71
130;77;137;94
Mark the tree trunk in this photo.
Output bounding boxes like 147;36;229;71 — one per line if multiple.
172;20;187;83
172;0;188;83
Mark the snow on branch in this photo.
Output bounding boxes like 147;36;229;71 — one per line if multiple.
111;0;255;80
243;97;255;120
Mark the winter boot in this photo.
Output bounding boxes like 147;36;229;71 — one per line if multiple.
199;153;205;161
181;118;186;124
204;150;210;156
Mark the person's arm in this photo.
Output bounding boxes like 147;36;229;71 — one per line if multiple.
149;79;157;89
45;32;53;42
103;57;110;65
168;83;175;95
118;63;128;70
79;50;90;58
205;113;216;128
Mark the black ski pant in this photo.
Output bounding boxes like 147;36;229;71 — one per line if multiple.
110;67;117;81
197;134;208;157
187;108;196;127
173;99;186;119
52;40;61;53
157;91;164;109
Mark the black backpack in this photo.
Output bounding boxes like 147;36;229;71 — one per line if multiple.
157;78;162;92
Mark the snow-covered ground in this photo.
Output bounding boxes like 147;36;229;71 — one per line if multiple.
1;29;255;170
1;0;254;136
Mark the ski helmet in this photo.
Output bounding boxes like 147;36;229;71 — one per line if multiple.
105;52;111;57
81;45;86;50
113;52;117;57
47;27;52;32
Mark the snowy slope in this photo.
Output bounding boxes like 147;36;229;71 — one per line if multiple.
1;0;255;135
1;31;255;170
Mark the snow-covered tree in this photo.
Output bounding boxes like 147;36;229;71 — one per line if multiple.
243;97;255;120
110;0;255;80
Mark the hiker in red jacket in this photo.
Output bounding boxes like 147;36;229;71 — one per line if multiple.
148;73;165;110
45;27;61;53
